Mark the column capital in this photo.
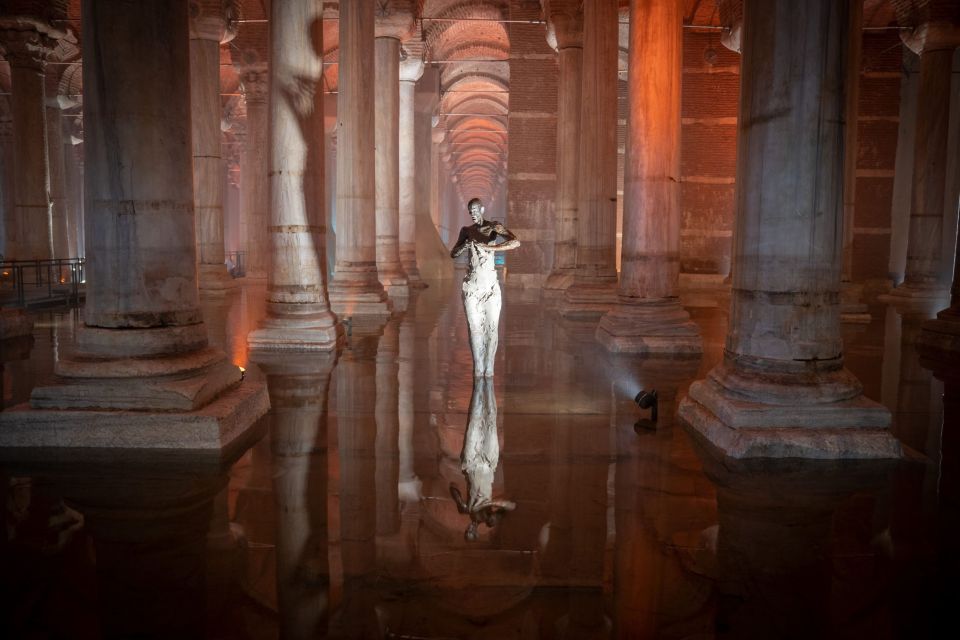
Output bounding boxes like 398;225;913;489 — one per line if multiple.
399;56;425;83
716;0;743;53
238;63;269;104
189;0;239;44
375;1;415;40
900;21;960;55
0;26;57;69
546;10;583;51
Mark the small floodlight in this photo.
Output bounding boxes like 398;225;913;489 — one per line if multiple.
634;389;658;432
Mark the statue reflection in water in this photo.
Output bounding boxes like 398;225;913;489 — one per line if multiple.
450;377;516;541
450;198;520;377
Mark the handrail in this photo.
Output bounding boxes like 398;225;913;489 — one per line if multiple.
0;258;86;308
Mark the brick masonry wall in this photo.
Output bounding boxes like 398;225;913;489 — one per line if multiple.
852;32;902;283
679;30;739;276
506;1;558;288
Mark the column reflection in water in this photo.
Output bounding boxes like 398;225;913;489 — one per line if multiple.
376;318;401;538
333;321;385;638
254;351;337;639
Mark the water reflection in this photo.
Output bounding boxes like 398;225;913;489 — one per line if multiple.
450;377;516;541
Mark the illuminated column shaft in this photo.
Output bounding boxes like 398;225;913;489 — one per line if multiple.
239;65;269;279
399;57;427;288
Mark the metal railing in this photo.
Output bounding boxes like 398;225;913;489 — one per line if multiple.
0;258;86;308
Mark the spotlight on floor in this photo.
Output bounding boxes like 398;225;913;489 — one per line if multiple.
634;389;658;432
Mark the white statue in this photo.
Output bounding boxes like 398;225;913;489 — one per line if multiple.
450;198;520;377
450;377;516;541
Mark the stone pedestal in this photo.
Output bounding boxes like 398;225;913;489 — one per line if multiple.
247;0;342;352
239;65;269;280
191;3;237;291
596;0;701;354
328;0;391;319
678;0;898;460
0;0;268;451
543;10;582;293
883;23;958;305
558;0;619;319
0;307;33;340
2;25;56;260
399;58;428;289
374;26;412;300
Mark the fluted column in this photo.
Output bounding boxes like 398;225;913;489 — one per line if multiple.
1;27;55;260
0;0;269;451
399;57;427;288
559;0;619;319
190;0;238;290
678;0;898;459
374;11;414;300
238;64;269;279
596;0;701;354
328;0;392;318
543;10;582;292
886;22;959;304
247;0;342;351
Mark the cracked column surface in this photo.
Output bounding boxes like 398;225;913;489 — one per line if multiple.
328;0;392;319
399;57;428;289
0;0;269;450
885;20;959;305
191;0;238;291
374;13;413;301
596;0;702;355
543;8;583;293
247;0;342;351
558;0;619;319
678;0;899;460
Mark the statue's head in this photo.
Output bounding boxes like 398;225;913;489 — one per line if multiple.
467;198;484;224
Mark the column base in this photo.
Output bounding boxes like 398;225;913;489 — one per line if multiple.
0;308;33;340
328;274;392;319
840;281;871;323
243;269;268;280
557;279;618;320
678;370;899;460
542;270;576;292
0;381;268;451
879;282;949;307
918;308;960;359
401;257;429;289
379;265;410;300
248;304;344;352
596;296;702;355
198;263;239;292
35;347;244;412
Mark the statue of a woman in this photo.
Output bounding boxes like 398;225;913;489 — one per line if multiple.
450;198;520;377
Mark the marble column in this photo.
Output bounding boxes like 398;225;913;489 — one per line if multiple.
0;0;269;450
328;0;392;318
2;27;54;260
247;0;342;351
543;10;583;292
45;95;69;258
399;57;428;288
885;23;959;304
62;123;80;259
0;119;15;257
596;0;702;355
678;0;899;460
238;64;269;279
559;0;619;319
375;16;413;300
190;1;238;290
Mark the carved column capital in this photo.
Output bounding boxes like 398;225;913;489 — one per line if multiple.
546;10;584;51
901;21;960;55
0;26;56;69
238;63;269;104
375;1;416;40
189;0;239;44
399;56;425;83
716;0;743;53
